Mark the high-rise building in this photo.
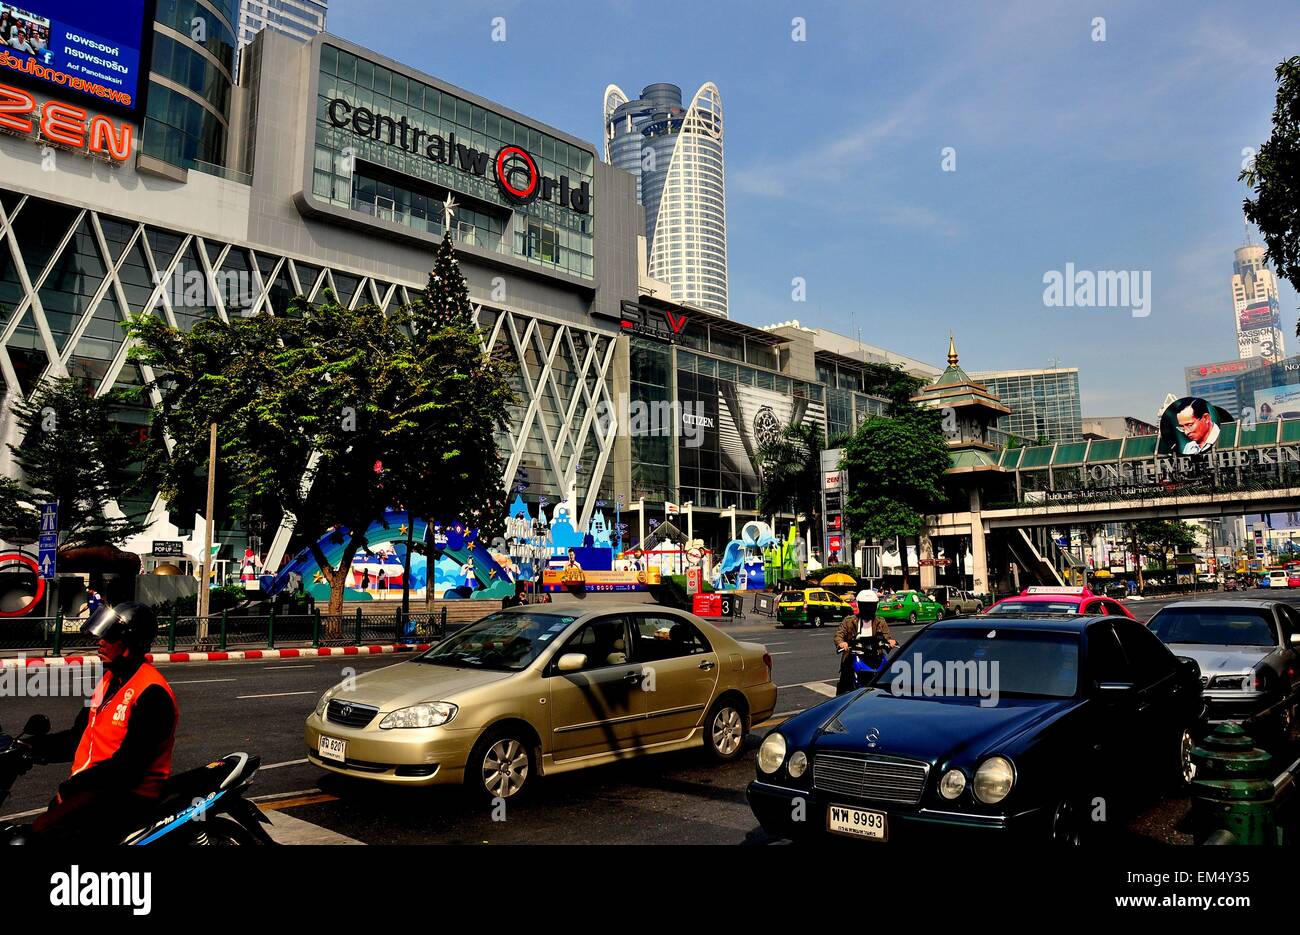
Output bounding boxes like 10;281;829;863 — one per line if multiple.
1185;357;1263;418
1082;416;1156;439
604;82;729;317
969;367;1083;444
1232;243;1285;363
238;0;328;48
141;0;240;173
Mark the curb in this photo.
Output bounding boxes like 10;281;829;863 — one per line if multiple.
0;643;434;668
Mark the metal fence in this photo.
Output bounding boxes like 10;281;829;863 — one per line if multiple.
0;608;448;656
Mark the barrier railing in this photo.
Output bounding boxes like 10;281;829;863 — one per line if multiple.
0;607;448;656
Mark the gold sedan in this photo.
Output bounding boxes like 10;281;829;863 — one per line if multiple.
305;603;778;798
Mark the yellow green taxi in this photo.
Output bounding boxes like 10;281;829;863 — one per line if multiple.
877;589;945;624
776;588;853;628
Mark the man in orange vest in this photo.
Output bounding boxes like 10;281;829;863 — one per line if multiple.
29;601;178;844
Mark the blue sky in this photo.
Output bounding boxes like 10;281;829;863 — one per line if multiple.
329;0;1300;417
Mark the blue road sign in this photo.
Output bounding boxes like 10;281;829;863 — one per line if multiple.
38;502;57;579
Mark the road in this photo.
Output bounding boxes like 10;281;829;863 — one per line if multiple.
2;589;1293;844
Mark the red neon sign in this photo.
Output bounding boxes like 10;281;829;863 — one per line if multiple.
0;82;132;162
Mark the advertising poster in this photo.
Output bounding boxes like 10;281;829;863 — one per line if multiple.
676;370;827;497
1156;396;1226;456
0;0;152;116
1253;385;1300;423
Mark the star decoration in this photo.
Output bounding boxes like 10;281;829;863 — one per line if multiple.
441;193;458;232
398;523;408;536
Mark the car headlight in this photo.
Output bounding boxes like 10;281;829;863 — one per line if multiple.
757;733;787;774
314;684;342;717
788;751;809;778
378;702;458;729
1207;674;1251;691
973;756;1015;804
939;768;967;800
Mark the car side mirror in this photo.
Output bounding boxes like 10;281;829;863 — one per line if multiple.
22;714;50;737
556;653;587;673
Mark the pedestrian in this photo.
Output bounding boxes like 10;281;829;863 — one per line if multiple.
361;568;370;591
377;567;388;595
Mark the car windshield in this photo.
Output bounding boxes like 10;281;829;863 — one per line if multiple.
416;611;578;671
779;592;804;602
880;628;1080;698
1148;609;1276;648
990;600;1079;615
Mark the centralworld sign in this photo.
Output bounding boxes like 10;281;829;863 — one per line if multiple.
325;97;591;215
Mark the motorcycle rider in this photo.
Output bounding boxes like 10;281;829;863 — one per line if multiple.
835;589;897;695
27;601;178;844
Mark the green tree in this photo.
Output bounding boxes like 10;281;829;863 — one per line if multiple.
8;377;148;547
757;421;824;541
841;406;951;588
1240;56;1300;333
1134;520;1199;573
0;475;37;540
128;233;514;623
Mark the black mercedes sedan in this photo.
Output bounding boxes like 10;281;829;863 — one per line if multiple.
747;616;1203;844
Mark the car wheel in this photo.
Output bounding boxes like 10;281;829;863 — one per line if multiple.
704;697;748;762
934;609;943;621
1048;796;1088;845
1278;701;1298;745
468;728;534;800
975;604;984;614
908;612;917;625
812;614;824;628
1175;725;1197;789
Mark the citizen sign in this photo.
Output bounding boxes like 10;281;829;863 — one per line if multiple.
0;81;132;162
326;97;590;214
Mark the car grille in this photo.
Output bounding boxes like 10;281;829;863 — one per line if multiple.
813;752;929;805
326;699;380;728
1201;675;1210;688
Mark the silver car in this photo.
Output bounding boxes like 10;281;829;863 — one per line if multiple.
1147;599;1300;742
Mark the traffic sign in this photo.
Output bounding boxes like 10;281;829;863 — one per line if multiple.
37;502;58;580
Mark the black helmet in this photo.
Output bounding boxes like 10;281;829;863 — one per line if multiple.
82;601;158;653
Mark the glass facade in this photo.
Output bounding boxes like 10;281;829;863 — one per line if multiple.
314;44;596;279
629;337;674;502
972;369;1083;444
143;0;238;171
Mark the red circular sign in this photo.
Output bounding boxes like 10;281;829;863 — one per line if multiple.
495;145;539;204
0;553;45;617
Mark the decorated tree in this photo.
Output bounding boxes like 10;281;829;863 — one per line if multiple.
129;225;514;625
9;377;148;547
1240;56;1300;333
0;475;37;541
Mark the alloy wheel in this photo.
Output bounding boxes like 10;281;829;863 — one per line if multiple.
1050;798;1084;845
1179;728;1197;785
712;706;744;757
481;738;530;798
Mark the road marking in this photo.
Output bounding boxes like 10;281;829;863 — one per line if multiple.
264;808;362;845
776;680;836;697
170;677;238;685
263;664;315;670
767;651;792;656
260;758;310;770
260;792;339;811
236;690;316;699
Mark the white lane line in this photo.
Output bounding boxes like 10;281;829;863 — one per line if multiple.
236;691;316;699
251;787;322;803
260;758;310;770
265;809;364;845
776;680;837;697
767;651;793;656
263;665;316;670
171;677;239;685
0;806;44;821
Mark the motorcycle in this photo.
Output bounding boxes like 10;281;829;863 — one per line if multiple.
0;714;277;845
844;634;892;690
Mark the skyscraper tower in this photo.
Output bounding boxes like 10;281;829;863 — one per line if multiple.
604;82;729;317
238;0;328;49
1232;242;1285;362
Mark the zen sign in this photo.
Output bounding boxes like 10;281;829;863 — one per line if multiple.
0;81;132;162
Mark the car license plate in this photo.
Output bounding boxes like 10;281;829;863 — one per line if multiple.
827;804;887;840
318;735;347;763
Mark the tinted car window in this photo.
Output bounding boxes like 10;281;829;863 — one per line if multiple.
632;614;708;661
1148;609;1277;648
559;616;629;669
1113;621;1177;685
1086;624;1131;684
992;600;1079;615
880;627;1080;698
